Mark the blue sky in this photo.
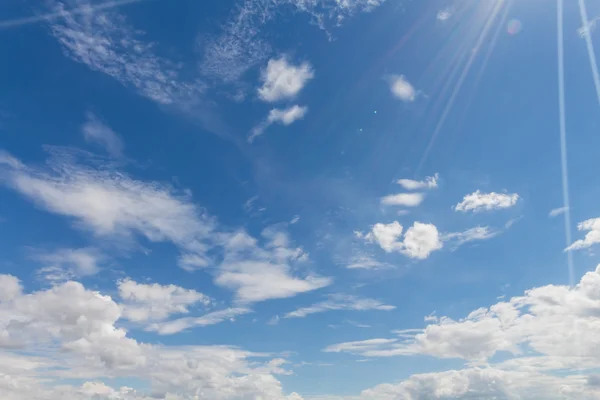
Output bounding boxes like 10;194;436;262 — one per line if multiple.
2;0;600;399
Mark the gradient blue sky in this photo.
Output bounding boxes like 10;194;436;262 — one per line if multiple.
1;0;600;399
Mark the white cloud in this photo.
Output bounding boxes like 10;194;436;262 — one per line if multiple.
257;57;314;102
0;276;303;399
366;221;442;259
436;7;453;21
118;278;211;323
0;148;215;259
566;217;600;251
396;173;438;190
346;255;392;270
0;275;21;302
31;247;102;279
290;215;300;224
549;206;569;218
442;226;500;248
579;14;600;38
200;0;386;83
48;0;204;105
249;105;308;143
146;308;252;335
388;75;416;102
216;228;332;303
284;294;395;318
380;192;425;207
454;190;519;212
82;112;124;157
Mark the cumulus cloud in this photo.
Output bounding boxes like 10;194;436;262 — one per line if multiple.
454;190;519;212
323;263;600;379
48;0;204;105
436;7;453;21
118;278;211;323
380;192;425;207
0;275;303;399
388;75;416;102
249;105;308;143
365;221;442;259
566;217;600;251
284;294;395;319
257;57;314;102
396;173;438;190
82;112;124;157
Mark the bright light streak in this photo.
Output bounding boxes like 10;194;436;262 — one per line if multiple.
578;0;600;106
0;0;150;30
417;0;506;174
558;0;575;286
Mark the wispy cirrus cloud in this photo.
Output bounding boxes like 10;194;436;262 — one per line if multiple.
48;0;205;106
284;294;395;319
82;112;124;157
146;308;252;335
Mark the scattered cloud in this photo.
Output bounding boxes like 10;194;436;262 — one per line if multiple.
290;215;300;224
579;14;600;38
32;247;103;281
257;57;314;102
549;206;569;218
454;190;519;212
249;105;308;143
216;228;332;303
82;112;124;157
0;275;301;399
365;221;442;259
396;173;439;190
118;278;211;323
566;217;600;251
388;75;416;102
284;294;395;319
436;7;453;21
48;0;204;105
442;226;501;249
0;148;216;259
380;192;425;207
146;308;252;335
346;254;392;270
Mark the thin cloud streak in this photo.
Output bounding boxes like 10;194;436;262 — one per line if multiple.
578;0;600;106
0;0;152;30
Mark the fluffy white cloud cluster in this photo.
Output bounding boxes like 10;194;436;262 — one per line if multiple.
567;217;600;251
118;279;211;323
365;221;442;259
396;173;438;190
0;275;302;400
284;294;395;318
257;57;314;102
454;190;519;212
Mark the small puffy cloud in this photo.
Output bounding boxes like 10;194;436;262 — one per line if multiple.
549;206;569;218
82;112;124;157
118;278;211;323
397;173;439;190
257;57;314;102
366;221;442;259
454;190;519;212
380;192;425;207
388;75;416;102
566;217;600;251
284;294;395;319
437;7;453;21
249;105;308;143
146;308;252;335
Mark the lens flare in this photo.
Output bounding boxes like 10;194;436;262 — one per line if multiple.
507;19;522;35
